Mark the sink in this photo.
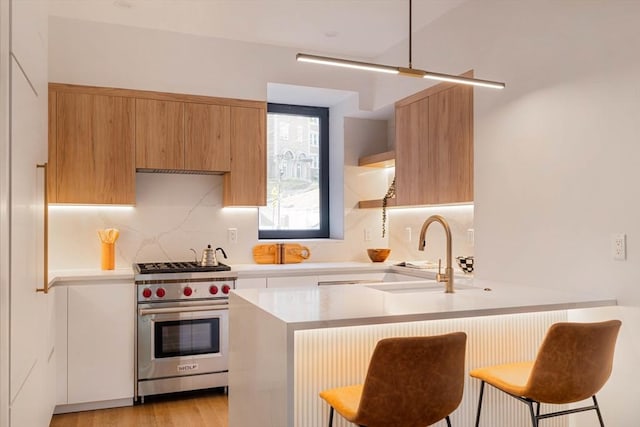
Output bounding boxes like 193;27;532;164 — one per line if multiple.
364;280;476;294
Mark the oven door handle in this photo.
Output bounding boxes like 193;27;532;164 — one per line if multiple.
138;304;229;316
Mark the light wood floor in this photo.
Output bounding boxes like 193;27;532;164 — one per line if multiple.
49;389;228;427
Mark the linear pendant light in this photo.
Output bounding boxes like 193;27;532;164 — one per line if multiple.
296;0;505;89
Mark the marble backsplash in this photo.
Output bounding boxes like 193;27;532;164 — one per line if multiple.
48;170;474;271
47;173;381;270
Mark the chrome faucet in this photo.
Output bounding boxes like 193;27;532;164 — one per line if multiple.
418;215;454;293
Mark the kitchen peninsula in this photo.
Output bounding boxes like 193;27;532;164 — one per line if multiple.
228;277;616;427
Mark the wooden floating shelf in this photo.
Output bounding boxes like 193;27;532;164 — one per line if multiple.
358;150;395;168
358;198;397;209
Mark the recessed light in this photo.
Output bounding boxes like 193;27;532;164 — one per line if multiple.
324;31;338;38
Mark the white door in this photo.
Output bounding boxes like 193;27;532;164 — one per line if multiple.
2;0;52;425
8;57;52;427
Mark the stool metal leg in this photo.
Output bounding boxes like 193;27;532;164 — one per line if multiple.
526;400;538;427
593;395;605;427
328;407;334;427
474;381;485;427
445;415;451;427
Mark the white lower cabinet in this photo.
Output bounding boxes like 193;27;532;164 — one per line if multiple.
235;277;267;289
317;272;386;285
267;275;319;288
55;281;135;413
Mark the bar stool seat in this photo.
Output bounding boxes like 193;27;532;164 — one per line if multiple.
319;385;363;424
470;320;621;427
319;332;467;427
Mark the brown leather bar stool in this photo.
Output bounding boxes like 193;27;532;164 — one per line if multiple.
319;332;467;427
470;320;621;427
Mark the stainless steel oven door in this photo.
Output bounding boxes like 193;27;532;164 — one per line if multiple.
137;299;228;381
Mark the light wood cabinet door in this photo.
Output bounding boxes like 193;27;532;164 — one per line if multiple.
135;98;184;170
55;91;135;204
394;75;473;206
428;84;473;204
184;102;231;172
223;105;267;206
395;97;438;205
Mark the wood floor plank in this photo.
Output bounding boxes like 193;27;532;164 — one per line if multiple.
49;390;228;427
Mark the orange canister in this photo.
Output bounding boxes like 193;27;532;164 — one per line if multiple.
98;228;120;270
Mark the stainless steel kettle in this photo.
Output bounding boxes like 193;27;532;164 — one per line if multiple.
200;244;216;266
191;245;228;267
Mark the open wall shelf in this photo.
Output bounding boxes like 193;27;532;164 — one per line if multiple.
358;150;395;168
358;198;397;209
357;150;396;208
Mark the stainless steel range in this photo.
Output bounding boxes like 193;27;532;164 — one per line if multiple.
134;261;237;401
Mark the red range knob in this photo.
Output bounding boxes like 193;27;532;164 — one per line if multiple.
209;285;219;295
142;288;152;298
222;284;231;294
156;288;166;298
183;286;193;297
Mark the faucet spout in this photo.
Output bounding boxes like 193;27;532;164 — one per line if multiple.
417;215;454;293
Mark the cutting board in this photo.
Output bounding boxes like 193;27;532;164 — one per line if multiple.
253;244;311;264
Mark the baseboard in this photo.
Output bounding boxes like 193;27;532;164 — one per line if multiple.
54;397;133;414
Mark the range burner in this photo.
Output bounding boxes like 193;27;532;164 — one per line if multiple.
135;261;231;274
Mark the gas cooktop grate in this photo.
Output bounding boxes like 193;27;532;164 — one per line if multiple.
135;261;231;274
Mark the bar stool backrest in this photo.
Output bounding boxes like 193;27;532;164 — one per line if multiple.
356;332;467;427
525;320;621;404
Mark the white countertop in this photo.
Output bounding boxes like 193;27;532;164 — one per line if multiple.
48;261;404;285
231;261;394;277
231;278;617;330
49;268;134;286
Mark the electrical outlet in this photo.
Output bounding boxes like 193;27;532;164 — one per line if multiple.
228;228;238;244
467;229;475;245
364;228;371;242
405;227;412;242
612;233;626;260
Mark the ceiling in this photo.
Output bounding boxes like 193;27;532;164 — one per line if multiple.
48;0;466;58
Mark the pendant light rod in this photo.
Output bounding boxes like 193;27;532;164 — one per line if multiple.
296;0;506;89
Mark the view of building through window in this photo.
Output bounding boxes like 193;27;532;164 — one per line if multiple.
259;111;321;231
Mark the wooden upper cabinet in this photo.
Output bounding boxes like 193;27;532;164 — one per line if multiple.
394;71;474;206
184;103;231;172
223;105;267;206
428;84;473;204
395;96;438;206
135;98;184;170
53;89;135;204
48;83;266;205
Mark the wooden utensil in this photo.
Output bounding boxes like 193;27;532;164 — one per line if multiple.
252;244;311;264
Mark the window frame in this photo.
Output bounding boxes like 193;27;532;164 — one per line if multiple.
259;103;330;240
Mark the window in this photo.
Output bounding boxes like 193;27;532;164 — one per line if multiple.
259;103;329;239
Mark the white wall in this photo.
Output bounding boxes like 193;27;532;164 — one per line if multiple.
48;17;376;109
47;16;394;268
371;1;640;425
